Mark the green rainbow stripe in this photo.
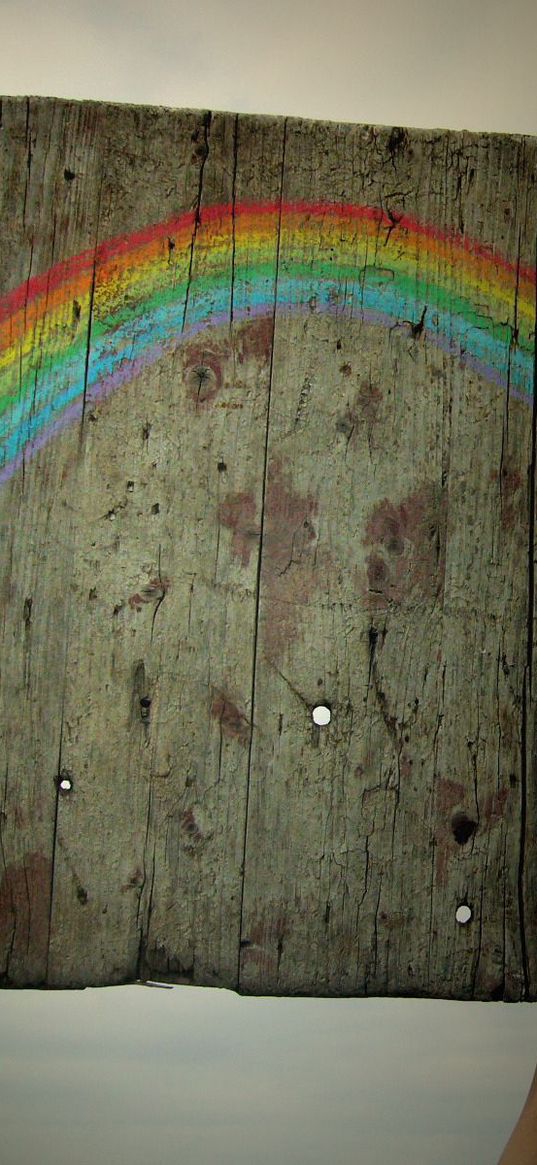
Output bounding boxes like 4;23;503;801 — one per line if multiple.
0;200;534;483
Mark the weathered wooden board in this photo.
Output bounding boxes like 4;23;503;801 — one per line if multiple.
1;96;536;999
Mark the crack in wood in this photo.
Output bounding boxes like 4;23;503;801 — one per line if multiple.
182;110;212;334
238;117;288;989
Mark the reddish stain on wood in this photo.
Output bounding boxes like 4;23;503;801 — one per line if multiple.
180;808;204;844
0;852;52;982
379;910;405;930
182;318;274;409
264;457;319;574
142;940;194;982
187;361;223;405
128;576;171;611
218;492;259;567
237;315;274;363
483;784;510;823
261;457;321;663
356;379;383;429
337;381;383;444
433;777;466;888
182;332;225;405
211;689;251;745
120;866;144;892
400;751;413;779
240;907;291;975
362;480;447;611
435;776;466;814
489;464;523;532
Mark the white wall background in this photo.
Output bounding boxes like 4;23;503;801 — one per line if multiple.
2;0;537;133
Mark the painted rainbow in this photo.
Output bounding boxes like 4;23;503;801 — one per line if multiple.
0;200;534;484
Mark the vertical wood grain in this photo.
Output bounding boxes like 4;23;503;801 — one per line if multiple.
0;98;536;999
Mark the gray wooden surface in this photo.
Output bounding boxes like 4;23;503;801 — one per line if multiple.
0;96;536;999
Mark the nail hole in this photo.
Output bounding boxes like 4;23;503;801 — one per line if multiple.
312;704;331;726
186;364;218;401
455;904;472;924
151;503;160;514
127;480;134;492
217;460;227;472
451;811;477;845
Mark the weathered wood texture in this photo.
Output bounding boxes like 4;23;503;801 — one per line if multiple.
1;96;537;999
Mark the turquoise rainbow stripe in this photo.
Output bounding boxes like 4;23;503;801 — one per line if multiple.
0;200;534;483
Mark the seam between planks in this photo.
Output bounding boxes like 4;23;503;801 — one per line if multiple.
237;117;288;990
517;225;537;999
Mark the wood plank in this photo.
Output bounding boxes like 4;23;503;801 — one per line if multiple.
239;124;537;1001
0;98;106;985
0;98;536;999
